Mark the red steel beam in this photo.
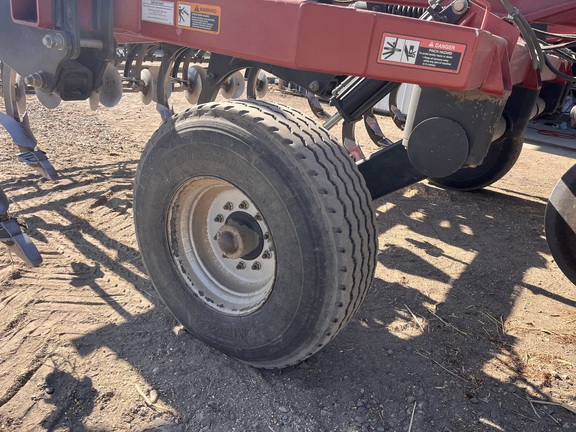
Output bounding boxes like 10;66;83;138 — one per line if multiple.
11;1;576;95
112;0;519;95
357;0;576;26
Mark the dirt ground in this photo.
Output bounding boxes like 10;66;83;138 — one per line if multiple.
1;87;575;432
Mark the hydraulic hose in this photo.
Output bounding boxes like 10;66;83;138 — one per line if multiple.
499;0;543;71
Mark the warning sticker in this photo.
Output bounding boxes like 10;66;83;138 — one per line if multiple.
378;33;466;74
142;0;175;26
177;2;221;34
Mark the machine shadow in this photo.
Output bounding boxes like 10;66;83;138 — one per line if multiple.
1;148;572;430
1;160;150;288
62;180;575;430
314;182;574;429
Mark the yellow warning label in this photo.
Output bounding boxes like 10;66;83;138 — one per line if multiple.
177;2;221;35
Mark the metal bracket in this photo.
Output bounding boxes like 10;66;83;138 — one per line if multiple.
0;217;43;267
0;113;57;180
18;151;58;180
304;90;331;119
0;2;71;93
200;53;340;104
0;0;114;99
0;112;36;149
358;141;426;200
0;186;42;267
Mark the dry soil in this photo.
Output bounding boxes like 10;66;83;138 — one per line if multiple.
0;89;575;431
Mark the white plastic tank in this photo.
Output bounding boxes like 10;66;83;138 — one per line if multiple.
374;83;414;115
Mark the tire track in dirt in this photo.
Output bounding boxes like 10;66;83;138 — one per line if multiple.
1;92;576;430
0;343;47;408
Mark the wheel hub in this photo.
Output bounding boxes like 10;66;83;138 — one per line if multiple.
216;220;260;259
168;176;275;316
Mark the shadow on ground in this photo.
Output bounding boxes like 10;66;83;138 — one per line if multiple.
1;158;575;431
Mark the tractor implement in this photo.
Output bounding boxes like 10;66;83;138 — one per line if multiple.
1;0;575;368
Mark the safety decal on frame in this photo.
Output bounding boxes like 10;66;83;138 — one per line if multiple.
177;2;221;35
378;33;466;73
142;0;175;26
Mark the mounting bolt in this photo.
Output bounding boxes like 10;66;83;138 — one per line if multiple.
251;262;261;270
236;261;246;270
255;213;263;221
263;232;270;240
214;214;224;223
42;34;67;51
223;202;233;211
238;200;249;210
262;250;272;259
24;72;48;89
452;0;468;14
308;81;320;93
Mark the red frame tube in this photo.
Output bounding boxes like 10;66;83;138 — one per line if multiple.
112;0;520;95
9;1;576;95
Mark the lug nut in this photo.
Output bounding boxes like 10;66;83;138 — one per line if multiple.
239;200;249;210
236;261;246;270
255;213;263;221
223;202;233;211
214;214;224;223
262;250;272;259
252;262;261;270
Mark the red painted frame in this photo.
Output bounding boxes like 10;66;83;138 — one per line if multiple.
113;0;520;95
8;1;576;96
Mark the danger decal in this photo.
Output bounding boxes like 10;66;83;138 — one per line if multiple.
177;2;221;34
378;33;466;74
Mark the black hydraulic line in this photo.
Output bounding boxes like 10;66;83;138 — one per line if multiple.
331;78;400;124
541;40;576;51
533;28;576;40
554;49;576;64
544;56;576;82
500;0;543;71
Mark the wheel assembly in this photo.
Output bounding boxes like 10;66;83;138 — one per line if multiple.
428;87;541;191
545;164;576;286
134;100;377;368
428;134;523;191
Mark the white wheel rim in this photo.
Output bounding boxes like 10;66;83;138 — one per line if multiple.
168;177;276;316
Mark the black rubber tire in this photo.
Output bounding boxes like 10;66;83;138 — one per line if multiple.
545;164;576;286
134;100;377;368
428;135;523;191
